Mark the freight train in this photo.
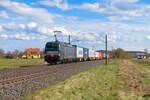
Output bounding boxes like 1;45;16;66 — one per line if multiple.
44;41;106;64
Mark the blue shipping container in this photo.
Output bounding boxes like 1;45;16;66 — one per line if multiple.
83;48;88;58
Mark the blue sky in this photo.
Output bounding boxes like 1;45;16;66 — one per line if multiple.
0;0;150;52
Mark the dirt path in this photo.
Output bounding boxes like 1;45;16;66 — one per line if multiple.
118;60;150;100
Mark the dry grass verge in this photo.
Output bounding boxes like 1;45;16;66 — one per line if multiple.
118;60;150;100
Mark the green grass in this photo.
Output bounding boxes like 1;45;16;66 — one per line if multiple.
25;59;150;100
0;58;45;69
25;60;123;100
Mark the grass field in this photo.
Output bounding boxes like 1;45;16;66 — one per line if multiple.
134;58;150;65
0;58;45;69
25;59;150;100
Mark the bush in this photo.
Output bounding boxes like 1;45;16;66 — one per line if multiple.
5;52;14;59
112;48;132;59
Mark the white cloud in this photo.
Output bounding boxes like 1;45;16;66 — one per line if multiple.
67;16;78;20
74;2;143;17
53;27;71;35
14;16;26;20
108;16;131;21
13;33;30;40
1;33;48;41
38;0;70;10
146;36;150;40
111;0;139;3
0;0;54;23
38;26;53;35
19;24;26;29
108;32;121;42
78;3;99;10
0;10;9;19
27;22;37;29
0;25;2;30
38;26;74;36
37;0;145;18
38;35;48;40
0;34;8;39
3;22;17;30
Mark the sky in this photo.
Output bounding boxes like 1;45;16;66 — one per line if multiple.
0;0;150;52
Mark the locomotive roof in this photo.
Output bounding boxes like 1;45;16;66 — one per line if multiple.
46;41;71;46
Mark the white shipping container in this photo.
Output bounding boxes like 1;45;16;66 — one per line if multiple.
95;52;99;58
76;46;83;58
88;49;95;57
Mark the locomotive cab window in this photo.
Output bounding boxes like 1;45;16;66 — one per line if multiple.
45;42;59;51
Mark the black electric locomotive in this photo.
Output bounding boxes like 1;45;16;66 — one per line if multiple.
44;41;76;64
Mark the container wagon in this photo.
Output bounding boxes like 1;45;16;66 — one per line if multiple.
72;45;84;61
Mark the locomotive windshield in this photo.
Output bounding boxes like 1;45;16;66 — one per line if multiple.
45;42;59;51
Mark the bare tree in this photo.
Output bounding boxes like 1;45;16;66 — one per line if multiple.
0;49;5;58
12;49;20;59
40;48;45;58
5;51;14;59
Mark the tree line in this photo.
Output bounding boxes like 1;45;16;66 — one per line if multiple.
0;48;132;59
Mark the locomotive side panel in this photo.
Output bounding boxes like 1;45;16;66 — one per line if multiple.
63;45;76;59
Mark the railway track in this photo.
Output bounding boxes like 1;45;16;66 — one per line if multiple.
0;60;105;86
0;65;73;86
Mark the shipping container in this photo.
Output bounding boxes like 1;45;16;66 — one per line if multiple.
98;52;102;59
88;49;95;60
72;45;84;58
95;52;99;59
102;52;105;58
88;49;95;57
83;48;88;60
102;52;109;59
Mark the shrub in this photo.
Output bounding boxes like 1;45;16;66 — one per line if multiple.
112;48;132;59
